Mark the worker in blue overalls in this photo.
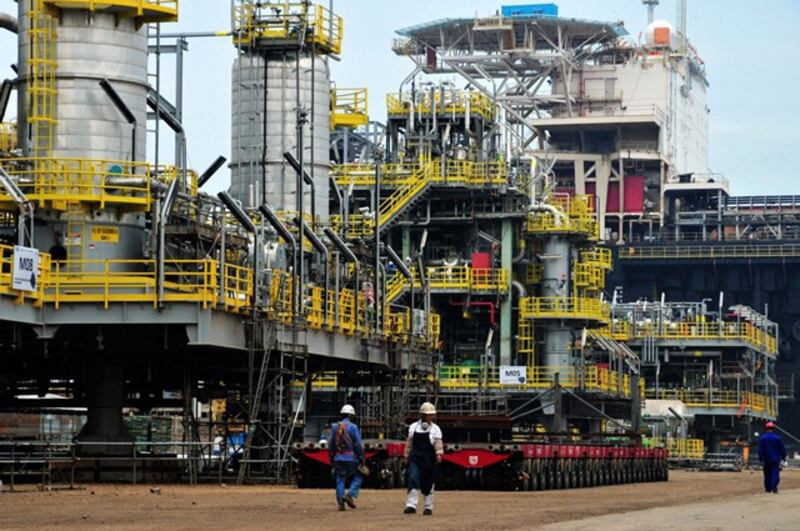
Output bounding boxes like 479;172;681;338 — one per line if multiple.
758;421;787;493
404;402;444;516
328;404;365;511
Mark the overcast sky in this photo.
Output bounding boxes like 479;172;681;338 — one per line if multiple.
0;0;797;195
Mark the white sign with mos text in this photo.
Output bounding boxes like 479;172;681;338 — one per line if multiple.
12;245;39;292
499;365;527;385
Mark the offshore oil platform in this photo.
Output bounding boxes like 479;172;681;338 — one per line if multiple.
0;0;793;489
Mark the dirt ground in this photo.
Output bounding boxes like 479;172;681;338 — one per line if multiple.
0;470;798;530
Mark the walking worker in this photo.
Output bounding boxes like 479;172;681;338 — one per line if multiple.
404;402;444;516
758;421;787;493
328;404;365;511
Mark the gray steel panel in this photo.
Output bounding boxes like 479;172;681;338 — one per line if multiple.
276;327;388;366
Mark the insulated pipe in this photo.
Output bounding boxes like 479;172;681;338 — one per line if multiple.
294;217;329;322
329;175;344;223
259;204;298;315
324;227;360;334
511;280;527;298
0;12;17;34
284;151;316;225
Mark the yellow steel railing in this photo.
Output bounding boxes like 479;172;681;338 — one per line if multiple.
43;0;179;22
332;158;507;188
331;88;368;129
597;320;633;341
267;271;442;347
234;1;342;55
438;365;636;398
520;296;609;323
386;90;496;122
157;166;199;197
630;321;777;355
572;262;605;291
0;245;253;314
385;266;509;301
645;389;777;417
222;263;253;314
667;438;705;459
579;248;612;270
0;123;16;152
0;158;152;210
619;244;800;260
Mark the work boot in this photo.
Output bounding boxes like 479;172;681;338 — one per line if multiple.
344;494;357;508
338;503;345;511
404;506;416;514
423;508;433;516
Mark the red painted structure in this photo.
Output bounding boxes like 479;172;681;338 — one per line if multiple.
294;440;669;490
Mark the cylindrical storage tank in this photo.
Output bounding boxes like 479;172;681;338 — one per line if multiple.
230;51;330;221
541;236;573;367
16;3;149;267
17;5;148;161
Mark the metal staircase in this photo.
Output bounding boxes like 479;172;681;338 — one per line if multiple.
376;164;431;233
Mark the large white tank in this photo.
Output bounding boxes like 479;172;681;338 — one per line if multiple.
230;51;331;221
541;236;574;366
16;3;149;266
17;6;147;161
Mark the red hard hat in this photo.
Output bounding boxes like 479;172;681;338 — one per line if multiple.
765;421;776;430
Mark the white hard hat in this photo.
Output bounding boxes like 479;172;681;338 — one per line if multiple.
340;404;356;416
419;402;436;415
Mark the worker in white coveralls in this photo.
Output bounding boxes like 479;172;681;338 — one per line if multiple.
404;402;443;515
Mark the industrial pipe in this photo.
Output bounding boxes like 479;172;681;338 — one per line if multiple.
284;151;316;225
259;204;298;315
324;227;360;334
294;217;330;321
511;280;527;298
0;13;17;34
